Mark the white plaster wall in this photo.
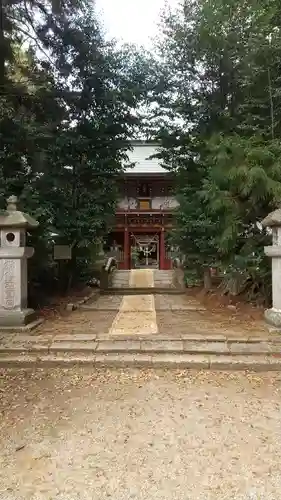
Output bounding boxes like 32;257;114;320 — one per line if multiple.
117;197;138;210
117;196;179;210
151;197;179;210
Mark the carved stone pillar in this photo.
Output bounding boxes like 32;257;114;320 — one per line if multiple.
262;208;281;328
0;195;40;330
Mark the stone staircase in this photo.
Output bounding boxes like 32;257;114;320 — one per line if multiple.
111;270;130;288
153;270;175;288
1;335;281;370
0;269;280;370
110;269;177;292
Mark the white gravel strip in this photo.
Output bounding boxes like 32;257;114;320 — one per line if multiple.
108;295;158;335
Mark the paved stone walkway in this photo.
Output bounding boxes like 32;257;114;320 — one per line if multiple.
0;368;281;499
30;295;274;342
108;270;157;336
0;269;278;346
0;271;280;369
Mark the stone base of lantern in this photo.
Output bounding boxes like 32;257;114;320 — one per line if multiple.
0;308;42;331
264;308;281;329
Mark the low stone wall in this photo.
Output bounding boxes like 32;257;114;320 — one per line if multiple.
66;289;100;311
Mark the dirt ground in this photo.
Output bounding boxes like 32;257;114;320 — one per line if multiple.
0;367;281;500
187;287;265;321
155;292;271;338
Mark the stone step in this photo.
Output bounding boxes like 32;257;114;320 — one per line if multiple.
112;281;129;288
153;276;173;280
111;271;130;288
154;270;173;273
102;288;183;295
0;351;280;371
112;279;130;282
110;270;179;290
0;338;279;354
0;337;280;370
153;280;174;283
153;277;174;280
153;284;175;287
154;275;173;278
111;285;130;288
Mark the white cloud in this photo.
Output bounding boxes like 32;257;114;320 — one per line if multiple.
95;0;178;47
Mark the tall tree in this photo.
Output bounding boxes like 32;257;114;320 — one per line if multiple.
0;0;158;295
151;0;281;299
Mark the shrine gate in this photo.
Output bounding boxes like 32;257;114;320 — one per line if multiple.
106;141;178;270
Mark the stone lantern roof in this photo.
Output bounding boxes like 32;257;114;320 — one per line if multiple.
261;208;281;228
0;196;38;229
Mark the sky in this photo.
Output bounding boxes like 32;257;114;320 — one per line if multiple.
95;0;178;48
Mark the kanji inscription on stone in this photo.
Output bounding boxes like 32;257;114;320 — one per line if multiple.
3;259;16;309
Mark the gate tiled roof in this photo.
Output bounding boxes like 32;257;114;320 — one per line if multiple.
125;142;167;174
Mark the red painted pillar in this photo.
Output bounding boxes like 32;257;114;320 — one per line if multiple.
124;228;130;269
159;228;165;270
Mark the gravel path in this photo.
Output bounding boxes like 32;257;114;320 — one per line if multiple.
0;368;281;500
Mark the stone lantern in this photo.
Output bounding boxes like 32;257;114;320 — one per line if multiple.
262;208;281;327
0;195;39;330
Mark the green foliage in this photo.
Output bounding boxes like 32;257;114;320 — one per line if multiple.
0;0;155;301
184;269;202;288
142;0;281;299
150;0;281;302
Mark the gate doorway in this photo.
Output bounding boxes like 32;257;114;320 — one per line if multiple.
130;234;159;269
